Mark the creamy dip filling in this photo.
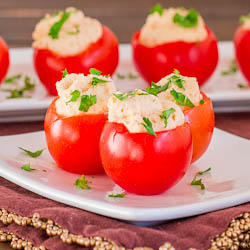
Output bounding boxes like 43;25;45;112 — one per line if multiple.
55;72;116;117
139;7;208;47
108;90;185;133
32;7;102;57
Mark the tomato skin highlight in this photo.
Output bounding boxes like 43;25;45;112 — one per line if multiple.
100;122;192;195
44;98;106;174
184;92;214;163
34;25;119;95
132;26;218;87
0;37;10;84
234;26;250;85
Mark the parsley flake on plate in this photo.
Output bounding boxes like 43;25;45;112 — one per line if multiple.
173;8;199;28
108;193;127;198
49;11;71;39
191;177;205;190
197;167;211;176
237;84;246;89
19;147;45;158
116;73;126;79
221;59;238;76
142;117;157;137
160;108;176;127
79;94;97;112
128;73;138;79
151;3;163;16
1;75;35;99
21;163;36;172
191;167;211;190
170;89;195;108
4;74;22;84
74;175;91;189
66;90;81;104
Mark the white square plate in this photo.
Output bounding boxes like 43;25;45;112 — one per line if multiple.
0;128;250;224
0;41;250;122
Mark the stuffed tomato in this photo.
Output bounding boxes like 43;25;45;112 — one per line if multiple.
44;69;116;174
32;7;119;95
0;37;9;84
132;5;218;87
234;14;250;85
145;70;214;162
100;90;192;195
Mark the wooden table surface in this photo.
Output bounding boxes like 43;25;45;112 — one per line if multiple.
1;0;250;249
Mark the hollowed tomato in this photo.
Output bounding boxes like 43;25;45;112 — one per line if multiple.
99;122;192;195
44;98;106;174
0;37;9;84
234;26;250;85
132;26;218;87
184;92;214;163
34;25;119;95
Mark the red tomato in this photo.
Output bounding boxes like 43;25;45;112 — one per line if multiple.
44;98;106;174
100;122;192;195
34;25;119;95
234;26;250;85
184;92;214;163
0;37;10;84
132;26;218;87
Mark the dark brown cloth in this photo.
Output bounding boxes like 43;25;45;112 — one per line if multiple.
1;177;250;250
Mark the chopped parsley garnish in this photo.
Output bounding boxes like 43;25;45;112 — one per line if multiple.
221;60;238;75
4;74;22;84
66;90;81;104
142;117;157;137
160;108;176;127
151;3;163;16
49;11;71;39
116;73;126;79
170;89;195;108
74;175;91;189
89;68;101;76
62;69;68;78
239;13;250;24
173;8;199;28
145;70;184;96
200;100;204;105
19;147;45;158
79;94;97;112
191;167;211;190
173;69;180;75
113;90;147;101
67;24;80;35
146;82;170;96
238;83;246;88
108;193;127;198
91;77;110;86
128;73;138;79
21;163;36;172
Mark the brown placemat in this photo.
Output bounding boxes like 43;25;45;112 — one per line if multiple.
0;176;250;250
